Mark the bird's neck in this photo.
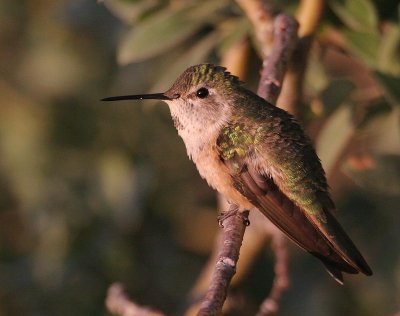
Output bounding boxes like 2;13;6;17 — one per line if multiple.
166;102;232;160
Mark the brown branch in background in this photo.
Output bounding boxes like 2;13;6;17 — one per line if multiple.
197;205;249;315
106;283;165;316
235;0;278;57
277;0;324;116
256;233;290;316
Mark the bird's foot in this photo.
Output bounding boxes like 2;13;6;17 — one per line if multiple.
241;211;250;226
218;208;250;228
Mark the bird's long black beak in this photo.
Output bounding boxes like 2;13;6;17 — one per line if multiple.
101;93;172;102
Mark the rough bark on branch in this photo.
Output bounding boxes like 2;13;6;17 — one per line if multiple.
257;14;299;104
197;205;249;315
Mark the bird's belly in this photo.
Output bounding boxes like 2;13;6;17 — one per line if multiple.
192;146;254;210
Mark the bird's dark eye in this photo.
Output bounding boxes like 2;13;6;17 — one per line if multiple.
196;87;209;98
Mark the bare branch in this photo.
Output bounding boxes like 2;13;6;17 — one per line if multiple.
106;283;165;316
257;14;299;104
197;205;249;315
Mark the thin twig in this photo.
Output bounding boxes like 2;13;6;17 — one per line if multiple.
197;205;249;315
106;283;165;316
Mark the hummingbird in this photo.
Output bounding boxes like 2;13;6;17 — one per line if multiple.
102;64;372;284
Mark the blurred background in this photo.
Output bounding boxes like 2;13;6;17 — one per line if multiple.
0;0;399;315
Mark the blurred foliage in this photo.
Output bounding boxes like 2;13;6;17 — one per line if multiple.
0;0;399;315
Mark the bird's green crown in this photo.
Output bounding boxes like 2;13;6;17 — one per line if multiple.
169;64;241;93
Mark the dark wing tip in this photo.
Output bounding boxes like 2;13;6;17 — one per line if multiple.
321;257;372;284
357;259;373;276
322;261;345;285
316;250;372;284
319;208;373;277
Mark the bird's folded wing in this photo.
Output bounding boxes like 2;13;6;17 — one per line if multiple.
222;156;372;281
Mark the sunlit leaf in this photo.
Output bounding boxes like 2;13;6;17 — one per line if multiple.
342;30;380;67
330;0;378;33
117;0;228;65
378;23;400;75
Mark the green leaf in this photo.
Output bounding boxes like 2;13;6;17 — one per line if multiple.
117;0;228;65
342;30;380;67
330;0;378;33
373;71;400;106
378;23;400;75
